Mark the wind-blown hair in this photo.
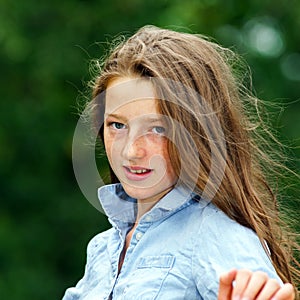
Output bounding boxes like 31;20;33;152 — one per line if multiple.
89;25;299;295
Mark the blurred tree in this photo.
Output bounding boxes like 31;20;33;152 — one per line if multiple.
0;0;299;298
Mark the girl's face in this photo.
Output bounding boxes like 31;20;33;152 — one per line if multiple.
104;77;178;204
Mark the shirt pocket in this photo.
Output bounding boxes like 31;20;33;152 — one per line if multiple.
120;255;175;300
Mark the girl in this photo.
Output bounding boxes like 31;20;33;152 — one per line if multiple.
63;26;299;299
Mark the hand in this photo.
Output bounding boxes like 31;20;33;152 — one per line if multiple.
218;269;295;300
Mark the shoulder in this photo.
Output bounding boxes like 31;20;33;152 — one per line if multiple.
62;228;115;299
196;203;268;260
86;227;114;259
199;203;258;241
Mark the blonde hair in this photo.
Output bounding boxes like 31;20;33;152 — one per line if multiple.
90;25;300;295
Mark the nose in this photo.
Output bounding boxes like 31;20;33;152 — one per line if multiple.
121;133;147;160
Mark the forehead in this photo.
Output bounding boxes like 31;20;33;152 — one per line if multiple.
105;77;158;115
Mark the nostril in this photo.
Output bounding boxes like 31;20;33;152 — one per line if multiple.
122;138;147;160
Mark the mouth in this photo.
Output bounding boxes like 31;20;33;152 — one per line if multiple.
125;166;152;174
123;166;153;181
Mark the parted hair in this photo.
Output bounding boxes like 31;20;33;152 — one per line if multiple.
90;25;299;295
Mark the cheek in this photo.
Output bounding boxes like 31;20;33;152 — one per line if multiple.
162;143;177;182
154;139;176;176
164;157;176;179
103;129;114;162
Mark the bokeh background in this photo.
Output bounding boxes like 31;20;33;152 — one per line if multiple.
0;0;299;299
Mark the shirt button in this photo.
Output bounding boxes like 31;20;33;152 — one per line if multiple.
135;232;143;241
144;215;152;222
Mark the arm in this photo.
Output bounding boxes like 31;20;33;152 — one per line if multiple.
218;269;295;300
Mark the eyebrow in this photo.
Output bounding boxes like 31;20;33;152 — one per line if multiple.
104;114;127;123
105;113;164;123
104;113;127;122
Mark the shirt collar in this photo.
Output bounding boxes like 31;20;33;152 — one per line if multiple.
98;183;201;225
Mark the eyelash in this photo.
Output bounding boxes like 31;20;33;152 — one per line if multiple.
109;122;126;130
151;126;166;135
107;122;166;135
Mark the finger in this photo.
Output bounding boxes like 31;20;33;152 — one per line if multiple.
241;271;269;299
232;269;252;299
255;279;281;300
272;283;295;300
218;269;237;300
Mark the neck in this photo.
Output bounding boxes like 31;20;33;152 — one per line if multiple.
135;201;157;222
135;187;173;223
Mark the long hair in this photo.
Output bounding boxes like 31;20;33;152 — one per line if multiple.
90;25;300;294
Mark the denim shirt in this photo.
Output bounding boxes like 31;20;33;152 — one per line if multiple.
62;184;282;300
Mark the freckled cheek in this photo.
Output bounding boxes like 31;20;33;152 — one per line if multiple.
165;158;176;180
161;140;177;182
147;137;167;158
151;139;175;176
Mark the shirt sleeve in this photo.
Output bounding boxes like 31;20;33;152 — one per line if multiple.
61;231;111;300
192;206;282;300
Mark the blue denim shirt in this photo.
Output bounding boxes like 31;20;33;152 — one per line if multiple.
62;184;282;300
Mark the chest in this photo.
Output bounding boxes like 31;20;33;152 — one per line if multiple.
86;203;208;299
118;226;134;271
109;222;199;299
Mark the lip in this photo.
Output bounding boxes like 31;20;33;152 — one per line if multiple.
123;166;153;181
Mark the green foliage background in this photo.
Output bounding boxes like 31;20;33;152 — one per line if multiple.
0;0;299;299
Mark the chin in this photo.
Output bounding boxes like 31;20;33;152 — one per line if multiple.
123;186;152;201
122;183;173;204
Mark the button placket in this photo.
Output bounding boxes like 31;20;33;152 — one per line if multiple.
144;215;152;222
135;231;143;241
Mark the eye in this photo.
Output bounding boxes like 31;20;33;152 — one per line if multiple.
110;122;126;130
151;126;166;135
